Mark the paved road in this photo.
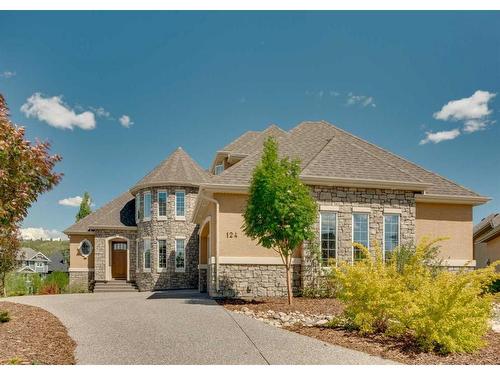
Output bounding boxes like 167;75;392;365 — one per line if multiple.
6;290;395;364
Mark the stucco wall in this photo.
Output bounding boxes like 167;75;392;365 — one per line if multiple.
69;234;95;269
475;235;500;269
416;202;473;260
214;193;301;258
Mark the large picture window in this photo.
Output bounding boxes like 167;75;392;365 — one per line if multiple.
175;191;185;219
175;238;185;272
320;212;337;265
352;213;369;261
143;192;151;220
143;238;151;271
158;191;167;219
384;214;400;260
158;239;167;270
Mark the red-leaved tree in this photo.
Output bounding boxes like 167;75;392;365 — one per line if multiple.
0;94;62;296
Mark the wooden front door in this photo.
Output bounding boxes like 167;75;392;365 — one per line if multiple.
111;242;127;279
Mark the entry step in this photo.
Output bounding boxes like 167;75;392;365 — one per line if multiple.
93;280;139;293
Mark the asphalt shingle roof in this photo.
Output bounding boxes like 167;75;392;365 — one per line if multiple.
131;147;211;192
211;121;482;198
64;191;136;234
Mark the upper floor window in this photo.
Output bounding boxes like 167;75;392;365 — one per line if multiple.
352;213;369;262
384;214;400;261
175;191;185;219
79;239;93;258
143;191;152;221
320;212;337;265
143;238;151;271
175;238;185;272
135;194;140;222
214;164;224;175
157;191;168;219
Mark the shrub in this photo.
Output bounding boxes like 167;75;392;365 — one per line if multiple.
39;282;59;295
330;238;499;354
43;271;68;292
66;282;88;294
0;310;10;323
5;272;42;296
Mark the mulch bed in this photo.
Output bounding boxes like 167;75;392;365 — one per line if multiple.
218;297;344;316
0;301;76;365
219;297;500;365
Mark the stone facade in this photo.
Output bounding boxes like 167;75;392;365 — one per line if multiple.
135;186;199;291
93;229;137;281
301;186;416;289
69;270;95;290
216;264;301;298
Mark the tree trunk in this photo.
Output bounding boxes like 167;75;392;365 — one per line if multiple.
285;263;293;305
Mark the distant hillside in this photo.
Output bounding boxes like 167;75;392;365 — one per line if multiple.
21;240;69;256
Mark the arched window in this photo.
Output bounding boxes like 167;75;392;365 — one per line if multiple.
79;239;93;257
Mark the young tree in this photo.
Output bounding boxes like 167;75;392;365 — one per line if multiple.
76;192;92;222
0;94;62;296
243;137;317;304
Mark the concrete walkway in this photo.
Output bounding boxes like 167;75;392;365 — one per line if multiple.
6;290;395;364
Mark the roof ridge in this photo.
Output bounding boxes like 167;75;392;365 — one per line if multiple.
321;120;479;196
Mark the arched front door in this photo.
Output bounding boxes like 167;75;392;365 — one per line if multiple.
111;241;128;279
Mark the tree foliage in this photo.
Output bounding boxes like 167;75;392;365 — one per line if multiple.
76;191;92;222
0;94;62;296
243;137;317;304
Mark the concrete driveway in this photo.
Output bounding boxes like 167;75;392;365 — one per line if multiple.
6;290;395;364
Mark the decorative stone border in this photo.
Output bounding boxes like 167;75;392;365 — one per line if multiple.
233;306;333;328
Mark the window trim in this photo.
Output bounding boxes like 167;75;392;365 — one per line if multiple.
78;239;93;258
135;194;140;223
174;190;186;221
352;212;370;263
214;164;224;175
143;237;151;272
157;190;168;221
383;213;400;262
157;236;168;272
319;210;338;267
175;236;186;272
143;191;152;221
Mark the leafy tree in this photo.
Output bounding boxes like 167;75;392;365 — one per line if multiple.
75;192;92;222
243;137;317;304
0;94;61;296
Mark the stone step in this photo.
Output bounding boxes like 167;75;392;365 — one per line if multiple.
93;288;139;293
93;280;139;293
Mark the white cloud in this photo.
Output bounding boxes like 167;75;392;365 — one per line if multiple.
58;196;83;207
433;90;496;134
90;106;110;118
419;129;461;145
119;115;134;128
347;92;376;108
20;227;68;241
20;93;96;130
0;71;16;79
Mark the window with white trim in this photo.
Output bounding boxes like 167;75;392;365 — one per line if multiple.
384;214;400;261
175;238;185;272
352;213;369;261
320;212;337;265
157;191;167;219
143;192;151;220
175;191;185;219
214;164;224;175
135;194;140;222
143;238;151;270
79;239;93;257
158;239;167;270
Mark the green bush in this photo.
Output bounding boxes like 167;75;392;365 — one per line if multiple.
0;310;10;323
43;271;69;292
5;273;42;296
330;238;499;354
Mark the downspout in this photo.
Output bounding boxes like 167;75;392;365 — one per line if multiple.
200;192;220;293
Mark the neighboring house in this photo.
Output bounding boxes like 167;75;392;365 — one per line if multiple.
474;213;500;269
48;251;69;273
64;121;488;296
16;247;51;275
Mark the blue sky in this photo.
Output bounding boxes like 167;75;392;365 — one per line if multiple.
0;11;498;239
